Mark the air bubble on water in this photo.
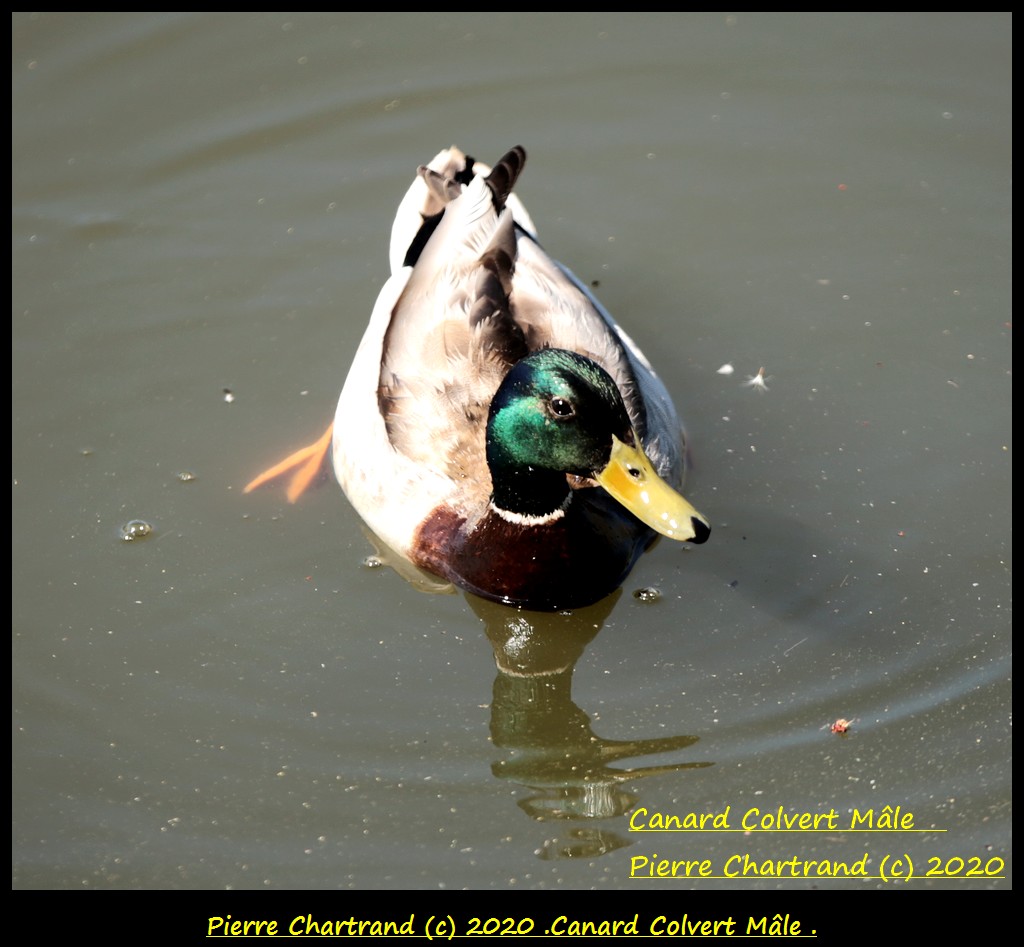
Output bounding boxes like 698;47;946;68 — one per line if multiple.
121;519;153;542
633;586;661;603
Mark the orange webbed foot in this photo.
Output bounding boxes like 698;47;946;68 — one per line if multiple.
244;422;334;503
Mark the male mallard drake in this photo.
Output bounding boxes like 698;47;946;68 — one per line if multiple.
246;146;709;610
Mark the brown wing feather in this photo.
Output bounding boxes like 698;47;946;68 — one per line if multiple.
378;144;683;510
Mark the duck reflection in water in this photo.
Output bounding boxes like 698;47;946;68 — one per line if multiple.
468;593;713;860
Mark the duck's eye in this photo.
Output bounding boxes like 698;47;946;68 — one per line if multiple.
548;397;575;418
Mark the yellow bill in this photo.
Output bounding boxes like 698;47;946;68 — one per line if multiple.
596;435;711;543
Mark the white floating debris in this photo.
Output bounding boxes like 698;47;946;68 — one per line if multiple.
743;367;771;393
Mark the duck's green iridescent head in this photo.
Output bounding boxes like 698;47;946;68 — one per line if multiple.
487;349;630;477
486;349;710;543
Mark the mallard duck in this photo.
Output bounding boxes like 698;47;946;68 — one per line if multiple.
246;145;709;609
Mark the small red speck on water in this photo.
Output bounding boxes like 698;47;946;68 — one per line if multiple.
838;184;848;191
